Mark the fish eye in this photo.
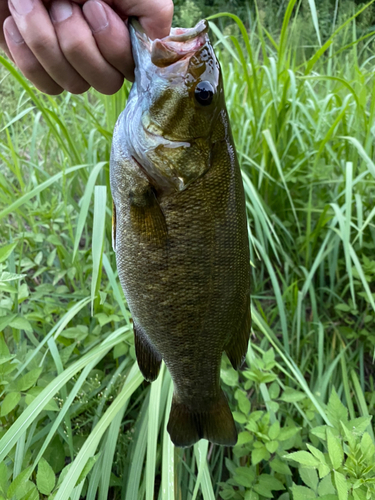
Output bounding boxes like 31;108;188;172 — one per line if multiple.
194;81;214;106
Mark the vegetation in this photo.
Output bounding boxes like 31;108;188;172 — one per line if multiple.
1;0;375;498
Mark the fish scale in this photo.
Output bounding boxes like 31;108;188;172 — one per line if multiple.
110;19;251;447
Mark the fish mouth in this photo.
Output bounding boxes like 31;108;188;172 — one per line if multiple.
130;18;209;68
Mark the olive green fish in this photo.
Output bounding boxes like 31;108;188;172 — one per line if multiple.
110;19;251;447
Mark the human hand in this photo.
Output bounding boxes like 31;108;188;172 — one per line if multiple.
0;0;173;94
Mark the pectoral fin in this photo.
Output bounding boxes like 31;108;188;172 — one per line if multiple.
129;186;168;248
224;296;251;369
134;322;162;382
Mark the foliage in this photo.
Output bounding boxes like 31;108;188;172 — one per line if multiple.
1;0;375;499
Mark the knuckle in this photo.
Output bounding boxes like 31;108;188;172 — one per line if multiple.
28;34;55;54
159;0;174;19
60;36;87;58
21;59;43;80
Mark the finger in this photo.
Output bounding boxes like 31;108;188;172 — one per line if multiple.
108;0;173;40
0;0;11;51
3;16;63;92
8;0;90;93
50;0;124;93
82;0;134;81
137;0;173;40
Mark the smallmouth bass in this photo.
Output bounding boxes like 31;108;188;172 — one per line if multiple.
110;19;251;447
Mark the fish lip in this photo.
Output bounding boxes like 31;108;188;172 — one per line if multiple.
129;18;209;69
129;18;208;43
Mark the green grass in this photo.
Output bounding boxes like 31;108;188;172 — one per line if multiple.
1;1;375;499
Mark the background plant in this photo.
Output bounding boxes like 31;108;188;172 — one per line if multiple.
1;0;375;498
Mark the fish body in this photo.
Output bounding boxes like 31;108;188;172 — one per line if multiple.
110;19;251;447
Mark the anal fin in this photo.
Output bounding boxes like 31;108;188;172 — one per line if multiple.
134;323;162;382
224;296;251;369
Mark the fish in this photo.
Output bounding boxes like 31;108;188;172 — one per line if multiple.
110;18;251;447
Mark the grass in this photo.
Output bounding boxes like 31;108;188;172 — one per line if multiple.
1;0;375;498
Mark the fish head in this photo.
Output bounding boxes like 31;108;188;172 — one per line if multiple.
126;19;225;193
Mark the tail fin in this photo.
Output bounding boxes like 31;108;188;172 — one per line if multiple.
167;391;237;447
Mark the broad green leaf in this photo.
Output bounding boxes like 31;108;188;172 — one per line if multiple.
11;368;43;392
269;420;280;440
236;431;252;446
252;447;269;465
233;411;247;424
56;464;72;489
236;389;251;415
291;483;316;500
0;243;17;264
9;317;32;333
19;481;38;500
234;467;255;488
280;387;306;403
306;444;326;463
278;426;301;441
360;432;375;461
311;425;329;440
327;428;343;469
265;441;278;453
1;392;21;416
334;471;348;500
270;458;292;475
253;483;273;498
349;416;373;436
221;366;238;387
36;458;55;495
244;491;259;500
318;475;336;496
318;464;331;479
284;451;319;467
326;389;348;429
7;467;32;498
257;474;284;491
300;468;319;491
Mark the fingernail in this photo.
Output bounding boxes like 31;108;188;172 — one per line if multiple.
10;0;34;16
4;17;24;44
50;0;72;23
83;1;108;33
